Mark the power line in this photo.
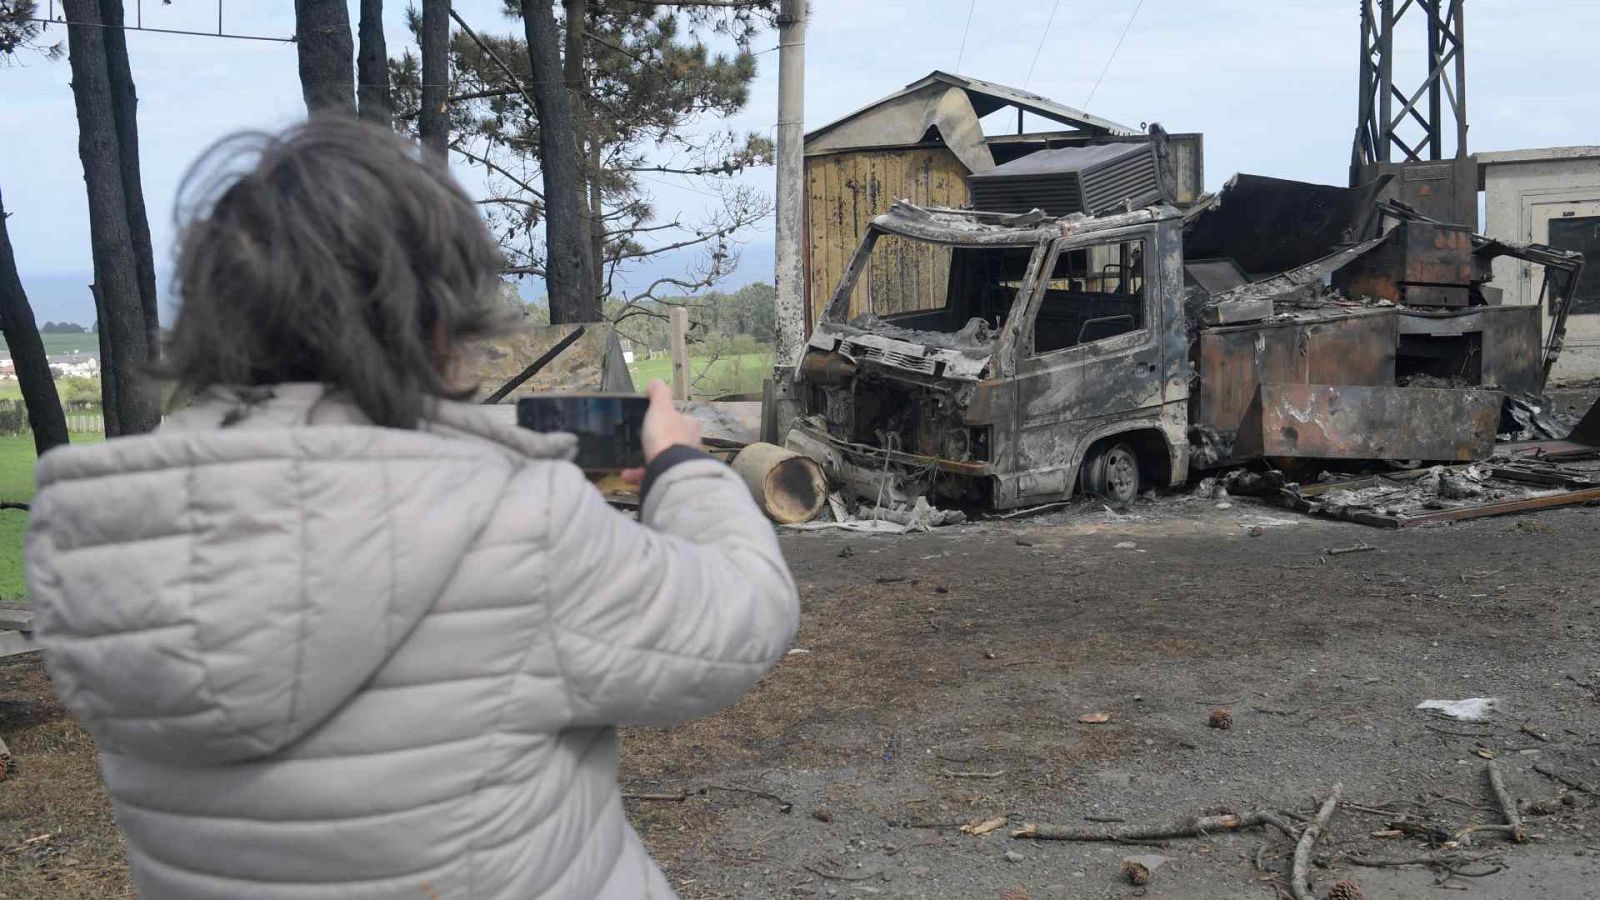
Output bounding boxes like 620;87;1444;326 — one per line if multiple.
26;16;294;44
1022;0;1062;89
1083;0;1144;110
954;0;976;71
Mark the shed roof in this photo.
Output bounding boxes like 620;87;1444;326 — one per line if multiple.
809;71;1138;142
1476;146;1600;166
805;71;1139;172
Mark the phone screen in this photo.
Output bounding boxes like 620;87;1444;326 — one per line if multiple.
516;394;648;471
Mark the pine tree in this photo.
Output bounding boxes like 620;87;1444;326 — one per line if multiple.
393;1;776;325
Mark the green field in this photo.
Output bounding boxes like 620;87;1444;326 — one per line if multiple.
0;433;102;602
628;350;772;398
0;333;101;358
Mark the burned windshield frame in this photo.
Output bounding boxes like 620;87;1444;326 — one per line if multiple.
821;225;1048;336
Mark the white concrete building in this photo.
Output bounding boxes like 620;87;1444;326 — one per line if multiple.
47;354;100;379
1479;147;1600;384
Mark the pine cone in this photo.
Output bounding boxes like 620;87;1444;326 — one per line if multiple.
1121;860;1152;885
1327;880;1365;900
1208;708;1234;730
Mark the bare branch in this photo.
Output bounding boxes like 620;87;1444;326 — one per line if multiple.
451;143;545;201
448;9;539;116
397;86;526;119
478;197;542;210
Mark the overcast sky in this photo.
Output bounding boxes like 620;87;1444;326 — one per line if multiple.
3;0;1598;324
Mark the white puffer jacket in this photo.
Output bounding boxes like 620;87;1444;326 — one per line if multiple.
24;384;799;899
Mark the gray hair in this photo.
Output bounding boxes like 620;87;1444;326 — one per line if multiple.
163;116;515;429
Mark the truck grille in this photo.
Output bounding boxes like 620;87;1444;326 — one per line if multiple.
845;341;937;374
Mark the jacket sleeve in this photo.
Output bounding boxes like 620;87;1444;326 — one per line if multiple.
539;455;799;727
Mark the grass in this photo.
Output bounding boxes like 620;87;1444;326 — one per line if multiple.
0;432;102;603
0;333;101;357
628;350;773;398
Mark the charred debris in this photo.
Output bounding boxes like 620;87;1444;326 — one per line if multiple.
782;155;1591;528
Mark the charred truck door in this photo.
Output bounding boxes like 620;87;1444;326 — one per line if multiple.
1000;213;1190;506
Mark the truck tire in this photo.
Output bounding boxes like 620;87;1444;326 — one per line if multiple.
1081;441;1142;505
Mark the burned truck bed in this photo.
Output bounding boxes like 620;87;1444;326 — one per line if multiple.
787;172;1583;512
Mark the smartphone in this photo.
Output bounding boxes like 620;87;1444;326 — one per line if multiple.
516;393;648;471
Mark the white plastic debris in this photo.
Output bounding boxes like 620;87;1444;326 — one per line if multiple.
786;648;811;656
1417;698;1504;721
1114;541;1137;549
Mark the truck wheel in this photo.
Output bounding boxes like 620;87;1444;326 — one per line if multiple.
1082;441;1142;505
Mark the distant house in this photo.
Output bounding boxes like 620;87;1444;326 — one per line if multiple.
46;354;100;379
0;358;14;380
618;338;636;365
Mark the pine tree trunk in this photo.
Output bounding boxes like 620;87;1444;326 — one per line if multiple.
418;0;450;165
99;0;159;354
357;0;391;125
64;0;159;436
522;0;599;323
293;0;355;115
0;188;70;455
563;0;601;305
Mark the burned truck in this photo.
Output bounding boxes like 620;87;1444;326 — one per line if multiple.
786;152;1582;510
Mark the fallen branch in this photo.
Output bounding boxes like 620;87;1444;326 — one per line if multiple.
941;769;1005;779
1013;809;1295;842
620;783;794;813
1344;851;1500;869
621;791;688;802
703;784;794;813
1326;544;1376;556
1290;784;1342;900
1533;763;1599;795
883;836;946;856
1486;760;1528;843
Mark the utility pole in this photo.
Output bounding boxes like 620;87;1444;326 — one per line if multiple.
770;0;806;436
1350;0;1474;227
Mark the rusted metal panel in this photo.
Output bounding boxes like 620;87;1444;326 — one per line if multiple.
1195;312;1397;456
1353;158;1480;231
804;148;967;325
1250;384;1499;460
1182;174;1390;276
1396;305;1542;394
1333;220;1473;307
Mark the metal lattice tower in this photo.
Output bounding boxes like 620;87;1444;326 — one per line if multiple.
1352;0;1468;170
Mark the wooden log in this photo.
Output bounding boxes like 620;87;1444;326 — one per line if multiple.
731;443;827;524
1486;760;1527;843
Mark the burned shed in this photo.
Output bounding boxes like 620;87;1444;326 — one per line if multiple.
803;71;1202;328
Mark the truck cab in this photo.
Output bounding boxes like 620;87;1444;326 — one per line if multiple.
788;202;1190;509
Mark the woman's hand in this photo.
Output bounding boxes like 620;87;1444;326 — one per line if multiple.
620;379;701;485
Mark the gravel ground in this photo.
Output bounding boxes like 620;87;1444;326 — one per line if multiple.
4;491;1600;899
622;495;1600;899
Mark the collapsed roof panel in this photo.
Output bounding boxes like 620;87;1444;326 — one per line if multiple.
805;71;1140;170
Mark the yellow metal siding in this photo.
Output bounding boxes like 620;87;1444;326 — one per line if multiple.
806;148;969;325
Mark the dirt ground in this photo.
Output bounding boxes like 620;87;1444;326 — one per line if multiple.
5;495;1600;899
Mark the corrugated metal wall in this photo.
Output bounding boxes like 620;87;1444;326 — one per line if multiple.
805;147;969;325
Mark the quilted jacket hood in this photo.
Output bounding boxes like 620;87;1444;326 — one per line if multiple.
26;385;575;765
